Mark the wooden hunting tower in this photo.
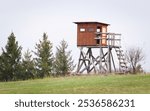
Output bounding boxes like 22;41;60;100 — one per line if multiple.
74;21;127;74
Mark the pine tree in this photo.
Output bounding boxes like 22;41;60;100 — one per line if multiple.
0;54;5;81
0;32;22;81
21;49;35;80
54;40;75;76
34;33;53;78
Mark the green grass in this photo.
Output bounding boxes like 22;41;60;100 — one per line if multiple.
0;74;150;94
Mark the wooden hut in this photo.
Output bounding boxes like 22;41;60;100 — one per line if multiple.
74;22;109;46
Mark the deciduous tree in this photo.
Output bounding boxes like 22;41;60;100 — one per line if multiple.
125;47;144;74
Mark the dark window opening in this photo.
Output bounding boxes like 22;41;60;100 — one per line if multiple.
96;39;100;45
88;27;94;32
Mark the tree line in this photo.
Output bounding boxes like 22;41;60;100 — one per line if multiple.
0;32;145;81
0;32;75;81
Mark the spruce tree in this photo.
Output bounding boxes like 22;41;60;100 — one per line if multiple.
34;33;53;78
0;54;5;81
54;40;75;76
0;32;22;81
21;49;35;80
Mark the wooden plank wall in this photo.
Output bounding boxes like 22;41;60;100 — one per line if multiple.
77;23;108;46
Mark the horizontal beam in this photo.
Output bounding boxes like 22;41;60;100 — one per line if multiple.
95;32;121;36
94;38;121;41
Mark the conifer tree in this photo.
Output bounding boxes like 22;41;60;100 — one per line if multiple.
0;54;5;81
54;40;75;76
0;32;22;81
21;49;35;80
34;33;53;78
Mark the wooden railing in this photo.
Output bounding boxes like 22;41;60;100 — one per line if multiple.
95;32;121;47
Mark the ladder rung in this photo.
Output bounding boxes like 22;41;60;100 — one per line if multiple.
118;58;125;60
120;65;126;67
117;54;124;56
120;62;126;64
116;50;123;52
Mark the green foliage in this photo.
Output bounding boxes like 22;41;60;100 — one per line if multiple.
34;33;53;78
21;49;35;80
0;32;76;81
0;32;22;81
54;40;75;76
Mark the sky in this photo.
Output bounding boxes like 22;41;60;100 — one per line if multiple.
0;0;150;72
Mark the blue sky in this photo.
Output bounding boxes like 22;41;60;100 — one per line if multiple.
0;0;150;71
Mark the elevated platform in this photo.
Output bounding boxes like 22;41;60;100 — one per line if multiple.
77;32;122;48
76;32;127;74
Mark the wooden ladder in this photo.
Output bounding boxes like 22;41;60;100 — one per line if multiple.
115;47;128;73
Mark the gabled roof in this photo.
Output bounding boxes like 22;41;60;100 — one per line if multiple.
74;21;110;26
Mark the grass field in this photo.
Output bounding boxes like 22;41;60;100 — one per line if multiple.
0;74;150;94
